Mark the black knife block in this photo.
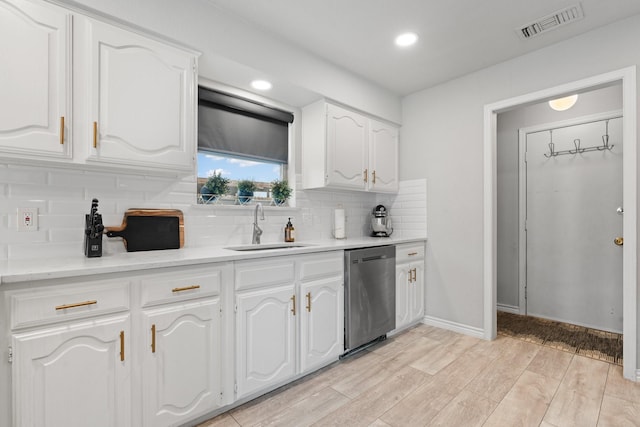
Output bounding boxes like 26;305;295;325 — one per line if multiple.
84;214;103;257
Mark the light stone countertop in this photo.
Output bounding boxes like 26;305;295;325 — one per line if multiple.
0;236;426;285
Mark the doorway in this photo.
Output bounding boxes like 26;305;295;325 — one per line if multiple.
521;114;623;333
483;67;637;380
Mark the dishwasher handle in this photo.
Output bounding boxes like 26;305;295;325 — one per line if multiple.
360;254;391;262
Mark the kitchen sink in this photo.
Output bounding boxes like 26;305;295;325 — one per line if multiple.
224;243;314;251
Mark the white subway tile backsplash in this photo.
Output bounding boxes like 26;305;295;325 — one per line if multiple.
49;170;118;189
0;164;427;260
0;165;48;185
10;183;84;200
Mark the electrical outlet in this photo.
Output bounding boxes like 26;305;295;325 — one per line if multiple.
17;207;38;232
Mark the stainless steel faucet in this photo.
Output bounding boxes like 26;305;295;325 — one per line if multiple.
252;203;264;244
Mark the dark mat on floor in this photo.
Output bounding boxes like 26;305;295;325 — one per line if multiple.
497;311;623;365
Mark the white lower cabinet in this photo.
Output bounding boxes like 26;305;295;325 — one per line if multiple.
5;263;231;427
395;243;425;331
235;283;297;399
235;252;344;399
12;314;132;427
141;299;221;427
1;250;360;424
137;264;229;426
299;276;343;373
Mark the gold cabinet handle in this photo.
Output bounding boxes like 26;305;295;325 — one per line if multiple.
372;170;376;184
408;268;413;283
93;121;98;148
55;300;97;310
363;168;368;183
151;324;156;353
291;294;296;316
614;237;624;246
172;285;200;293
120;330;125;361
408;252;418;256
412;268;417;283
306;292;311;312
59;116;65;145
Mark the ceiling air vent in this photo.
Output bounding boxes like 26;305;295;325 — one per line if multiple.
517;3;584;39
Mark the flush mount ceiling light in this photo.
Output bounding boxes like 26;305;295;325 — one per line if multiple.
251;80;272;91
394;32;418;47
548;94;579;111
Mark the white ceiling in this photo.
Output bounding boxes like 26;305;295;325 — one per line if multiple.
208;0;640;96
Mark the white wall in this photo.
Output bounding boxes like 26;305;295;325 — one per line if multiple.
497;85;623;309
401;13;640;332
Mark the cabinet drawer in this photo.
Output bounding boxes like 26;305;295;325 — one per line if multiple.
298;252;343;281
9;279;130;330
235;259;295;292
139;265;224;307
396;243;425;263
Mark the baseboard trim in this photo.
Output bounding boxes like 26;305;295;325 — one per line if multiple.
497;304;520;314
422;315;485;339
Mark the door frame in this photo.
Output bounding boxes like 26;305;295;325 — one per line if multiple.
483;66;637;380
518;111;624;321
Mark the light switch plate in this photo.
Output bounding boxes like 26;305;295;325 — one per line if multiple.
17;207;38;232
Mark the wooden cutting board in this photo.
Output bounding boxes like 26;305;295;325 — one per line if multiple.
105;209;184;252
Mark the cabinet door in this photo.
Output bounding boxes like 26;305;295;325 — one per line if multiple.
12;315;131;427
299;276;343;373
410;261;425;321
395;263;410;330
369;120;398;193
0;0;71;160
326;103;368;190
236;284;296;399
141;299;220;427
84;18;196;171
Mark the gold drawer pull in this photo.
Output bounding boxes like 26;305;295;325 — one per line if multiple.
291;294;296;316
306;292;312;312
55;300;97;310
363;168;368;183
151;324;156;353
93;121;98;148
120;330;125;361
59;116;65;145
172;285;200;293
372;170;376;184
408;252;418;256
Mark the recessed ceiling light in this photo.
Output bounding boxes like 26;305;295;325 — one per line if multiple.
251;80;272;91
548;94;578;111
395;32;418;47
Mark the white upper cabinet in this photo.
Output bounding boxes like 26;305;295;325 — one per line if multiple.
302;100;398;193
0;1;198;174
369;120;399;192
80;18;197;172
325;104;369;190
0;0;71;160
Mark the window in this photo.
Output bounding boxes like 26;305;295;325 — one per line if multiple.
197;86;293;205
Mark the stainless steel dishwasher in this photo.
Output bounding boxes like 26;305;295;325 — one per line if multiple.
344;245;396;353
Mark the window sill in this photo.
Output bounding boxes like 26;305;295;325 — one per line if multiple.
193;200;299;212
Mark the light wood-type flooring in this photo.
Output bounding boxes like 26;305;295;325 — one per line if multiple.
198;324;640;427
